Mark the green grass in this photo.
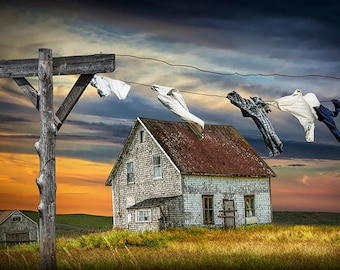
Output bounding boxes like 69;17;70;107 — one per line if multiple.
273;211;340;226
22;211;112;237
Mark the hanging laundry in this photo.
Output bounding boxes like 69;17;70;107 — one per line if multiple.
268;89;317;142
151;85;204;139
226;91;283;157
90;75;131;99
314;99;340;143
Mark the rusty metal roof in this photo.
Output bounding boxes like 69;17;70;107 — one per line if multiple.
140;117;276;178
106;117;276;186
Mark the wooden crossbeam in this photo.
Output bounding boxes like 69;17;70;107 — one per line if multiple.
13;77;62;127
55;74;94;130
13;78;39;109
0;54;114;78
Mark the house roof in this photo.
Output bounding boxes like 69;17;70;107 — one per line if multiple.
127;196;182;209
106;117;276;185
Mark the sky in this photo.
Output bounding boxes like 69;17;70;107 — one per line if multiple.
0;0;339;216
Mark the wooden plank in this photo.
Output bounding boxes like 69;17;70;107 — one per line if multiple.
13;77;39;110
0;54;114;78
13;77;62;126
55;74;94;130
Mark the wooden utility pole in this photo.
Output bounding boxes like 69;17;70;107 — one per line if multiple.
0;48;114;269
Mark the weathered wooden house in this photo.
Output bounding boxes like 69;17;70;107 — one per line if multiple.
105;117;276;231
0;210;39;245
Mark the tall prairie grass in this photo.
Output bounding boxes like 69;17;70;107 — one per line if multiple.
1;225;339;269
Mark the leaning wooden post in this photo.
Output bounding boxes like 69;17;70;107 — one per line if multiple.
35;48;57;269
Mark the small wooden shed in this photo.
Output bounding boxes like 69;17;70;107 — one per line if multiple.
0;210;39;246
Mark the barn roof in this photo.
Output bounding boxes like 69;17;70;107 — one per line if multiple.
106;117;276;185
0;210;13;224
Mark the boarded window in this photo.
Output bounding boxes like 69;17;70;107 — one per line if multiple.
127;162;134;183
136;209;151;222
140;130;145;143
203;195;214;224
153;154;162;178
11;216;22;222
6;232;29;243
245;195;255;217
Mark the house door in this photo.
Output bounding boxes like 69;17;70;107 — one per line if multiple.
6;232;30;243
222;199;236;228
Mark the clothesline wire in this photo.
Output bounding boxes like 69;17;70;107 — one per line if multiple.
117;54;340;80
125;81;333;102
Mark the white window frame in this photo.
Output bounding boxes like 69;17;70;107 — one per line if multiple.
202;195;214;225
245;195;255;218
127;161;134;183
135;209;151;223
152;154;162;179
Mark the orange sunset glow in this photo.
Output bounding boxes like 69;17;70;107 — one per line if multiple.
0;153;113;216
1;152;340;215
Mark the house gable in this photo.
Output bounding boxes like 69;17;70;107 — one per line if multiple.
106;117;180;186
138;117;276;177
0;210;39;245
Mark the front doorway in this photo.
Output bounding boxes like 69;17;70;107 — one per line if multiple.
219;199;236;228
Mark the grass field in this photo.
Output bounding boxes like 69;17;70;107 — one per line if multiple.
0;212;339;269
22;211;113;237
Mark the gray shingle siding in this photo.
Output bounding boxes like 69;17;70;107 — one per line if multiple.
109;118;274;231
0;210;39;245
112;125;182;230
182;175;272;227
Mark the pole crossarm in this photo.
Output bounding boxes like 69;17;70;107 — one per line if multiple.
13;77;39;109
13;74;95;130
0;54;114;78
56;74;95;130
0;49;115;269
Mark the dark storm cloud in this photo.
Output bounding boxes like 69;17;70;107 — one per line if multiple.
73;91;178;122
248;137;340;159
56;146;122;163
57;120;131;144
107;0;340;52
0;113;31;124
8;0;340;53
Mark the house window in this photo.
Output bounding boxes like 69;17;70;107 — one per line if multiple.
153;154;162;178
245;195;255;217
12;216;22;222
202;195;214;224
140;130;145;143
127;162;134;183
136;209;151;222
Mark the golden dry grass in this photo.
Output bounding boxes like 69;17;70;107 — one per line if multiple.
1;225;339;269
